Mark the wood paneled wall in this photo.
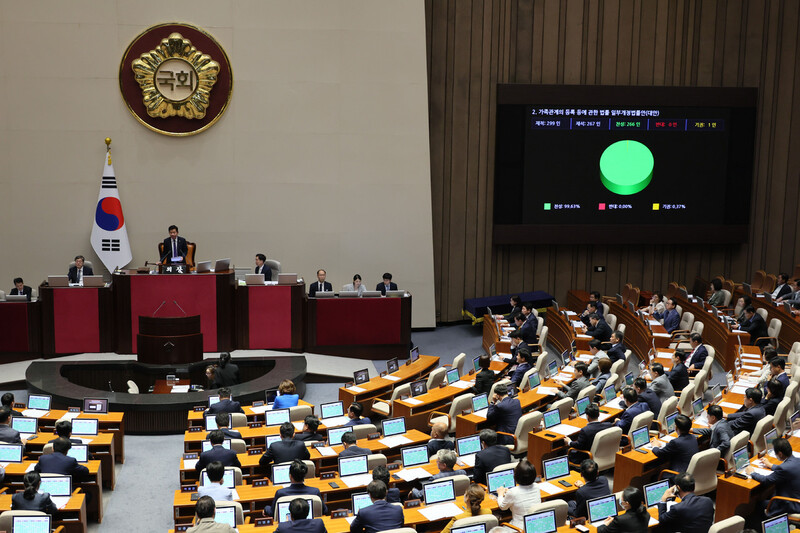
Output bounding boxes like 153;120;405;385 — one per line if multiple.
425;0;800;322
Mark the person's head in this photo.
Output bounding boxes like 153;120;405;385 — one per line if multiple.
478;354;491;370
744;305;755;318
430;421;448;439
622;387;638;406
510;296;521;307
589;291;601;302
517;348;533;366
597;358;612;375
588;339;602;354
588;313;599;326
665;297;676;310
711;278;722;291
463;484;485;515
586;301;599;313
770;358;786;375
288;497;310;521
22;471;42;500
436;449;457;471
218;387;231;400
508;329;522;346
611;330;624;344
773;437;792;460
255;253;266;266
744;387;763;407
575;363;589;378
206;461;225;483
74;255;85;268
208;429;224;445
620;486;644;512
55;420;73;438
521;302;534;316
674;472;695;495
674;414;692;435
706;404;724;424
279;379;296;395
52;437;72;454
514;458;537;486
205;365;216;381
651;292;663;304
168;224;179;236
316;269;326;282
289;459;308;483
341;431;357;448
494;383;508;399
352;274;362;288
279;421;295;439
348;402;363;419
0;407;11;425
479;428;498;448
1;392;14;408
580;459;599;482
372;464;390;487
778;273;789;285
633;378;647;394
366;479;387;501
382;273;393;284
215;413;230;429
672;351;687;365
195;495;216;519
514;315;525;327
689;333;702;347
585;403;600;422
219;352;231;368
766;379;783;399
14;277;23;290
303;415;320;434
651;362;665;377
762;345;778;363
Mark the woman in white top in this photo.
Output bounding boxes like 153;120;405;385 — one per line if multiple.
342;274;367;295
496;458;541;529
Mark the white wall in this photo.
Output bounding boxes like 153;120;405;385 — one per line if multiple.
0;0;436;327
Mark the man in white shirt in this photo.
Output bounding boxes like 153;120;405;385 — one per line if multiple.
771;273;791;299
254;254;272;280
198;461;233;501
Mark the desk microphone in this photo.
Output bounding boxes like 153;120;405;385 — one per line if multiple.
173;300;188;316
152;300;167;317
108;380;114;392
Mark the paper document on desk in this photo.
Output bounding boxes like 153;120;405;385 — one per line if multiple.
732;329;745;333
348;386;366;393
78;437;94;444
171;385;190;393
656;352;673;358
547;424;581;436
648;320;661;326
316;446;337;457
383;375;401;382
345;517;357;525
565;311;577;316
22;409;49;418
580;412;613;422
649;517;659;526
571;320;584;327
751;466;773;476
719;402;742;410
576;335;592;339
25;463;35;473
394;467;431;482
341;473;373;488
577;355;593;362
58;412;81;421
555;373;573;381
419;502;463;521
535;387;559;396
537;482;564;495
52;496;70;509
321;416;351;428
230;489;240;501
653;333;670;338
451;380;472;389
457;454;476;467
473;408;488;419
183;459;198;470
560;366;575;373
293;422;305;431
250;405;269;414
380;435;412;448
742;365;761;371
500;336;510;342
731;386;750;394
404;398;424;406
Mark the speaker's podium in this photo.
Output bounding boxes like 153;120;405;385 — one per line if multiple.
137;315;203;364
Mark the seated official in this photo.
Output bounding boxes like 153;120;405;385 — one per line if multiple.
1;393;24;417
255;253;272;281
684;334;708;373
645;292;665;315
652;414;697;479
666;351;689;392
512;314;535;345
748;437;800;518
372;465;401;504
565;403;613;463
0;407;22;443
762;379;783;416
187;496;236;533
161;225;188;264
509;348;534;389
585;339;609;377
591;358;613;397
409;449;459;500
693;404;733;458
503;295;523;322
473;429;512;485
580;300;603;327
471;354;495;396
339;431;371;458
607;330;626;364
427;421;454;457
441;484;492;533
12;472;58;515
518;303;539;344
10;277;32;301
344;402;371;427
744;345;779;381
736;296;752;324
215;353;240;387
568;459;611;519
582;313;612;342
67;255;93;284
294;416;324;442
508;329;534;365
207;413;242;441
496;459;541;530
707;278;726;307
48;420;84;445
727;387;765;436
376;272;398;295
308;269;332;297
771;273;792;299
35;437;90;481
259;422;310;475
633;378;661;419
196;430;242;472
776;278;800;303
646;363;675;403
343;274;367;295
198;461;233;502
349;480;404;533
554;363;590;402
277;498;327;533
767;357;790;393
740;305;769;346
274;379;300;409
654;298;680;333
486;383;522;446
656;473;714;533
205;388;244;415
614;388;649;437
597;486;649;533
264;459;328;517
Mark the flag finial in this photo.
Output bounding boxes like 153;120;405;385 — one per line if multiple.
105;137;112;150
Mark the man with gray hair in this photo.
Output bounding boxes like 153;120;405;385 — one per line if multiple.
409;448;458;500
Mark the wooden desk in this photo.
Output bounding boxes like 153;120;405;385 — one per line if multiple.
186;400;315;428
236;283;304;350
0;492;87;533
393;379;484;433
26;431;116;490
482;315;512;356
612;447;664;491
34;409;125;465
39;285;114;355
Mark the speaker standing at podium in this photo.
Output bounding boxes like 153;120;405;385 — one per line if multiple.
162;224;188;264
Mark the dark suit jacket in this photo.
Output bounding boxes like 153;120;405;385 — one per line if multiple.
195;445;241;472
656;492;715;532
259;439;310;472
349;499;404;533
504;305;522;321
308;281;333;297
571;421;613;451
276;518;327;533
686;345;708;370
569;476;611;519
762;397;780;416
473;445;512;485
655;308;680;333
67;265;94;283
10;286;32;301
587;320;612;342
266;482;328;516
510;362;532;388
35;452;90;480
294;432;325;442
728;404;766;435
667;362;689;392
161;236;188;263
206;399;244;415
741;313;769;345
614;402;649;435
256;264;272;281
0;425;22;444
519;316;539;344
774;284;792;299
386;487;401;503
11;492;58;515
597;508;651;533
486;397;522;445
637;389;662;419
607;343;626;364
339;445;371;458
215;364;240;387
695;419;734;458
652;433;698;473
751;455;800;516
205;428;242;440
472;368;495;396
426;438;454;458
376;282;398;295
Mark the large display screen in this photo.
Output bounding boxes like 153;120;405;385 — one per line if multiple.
493;85;757;244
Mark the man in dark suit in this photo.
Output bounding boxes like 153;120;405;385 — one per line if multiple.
607;330;626;364
633;378;661;419
205;388;244;416
568;459;611;519
654;297;681;333
582;313;611;342
519;303;539;344
196;430;241;472
1;393;24;417
34;437;90;481
579;301;602;327
685;334;708;373
372;465;402;503
376;273;398;295
656;472;715;533
350;480;404;533
206;413;242;441
308;269;333;297
47;420;83;445
259;423;310;476
614;388;649;436
339;432;371;458
749;437;800;517
0;408;22;443
161;225;188;264
771;273;792;299
513;315;537;346
344;402;371;427
10;277;32;300
426;421;454;458
652;415;698;479
667;351;690;392
255;253;272;281
694;404;733;458
767;357;790;394
264;460;328;517
486;383;522;446
67;255;94;284
276;498;326;533
740;306;769;346
565;403;612;462
473;429;512;484
727;387;766;436
294;416;324;442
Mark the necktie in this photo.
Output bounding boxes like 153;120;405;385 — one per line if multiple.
78;268;82;282
173;239;177;258
319;282;322;292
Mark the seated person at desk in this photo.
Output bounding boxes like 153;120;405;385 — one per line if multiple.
644;292;665;315
254;253;272;281
10;277;32;300
580;300;602;326
646;363;675;403
735;296;752;324
554;362;590;402
582;313;612;342
473;429;512;485
205;388;244;415
427;421;454;457
339;431;371;457
372;465;401;504
518;302;539;343
568;459;611;519
1;392;24;417
215;353;240;387
513;314;536;345
771;272;792;299
614;388;649;437
565;403;613;462
666;351;689;392
205;366;222;390
259;422;309;474
344;402;371;426
12;472;58;515
585;339;609;376
486;383;522;446
684;334;708;373
207;413;242;441
0;407;22;443
441;484;492;533
767;357;790;393
187;496;236;533
35;437;90;481
508;329;533;363
349;480;404;533
471;354;495;396
727;387;766;436
308;269;332;297
376;272;398;295
277;498;327;533
744;345;779;381
591;359;613;397
748;437;800;518
653;297;680;333
607;330;626;364
597;486;649;533
343;274;367;295
294;415;324;442
740;305;769;346
67;255;93;284
651;414;698;479
196;430;242;472
777;278;800;303
496;459;541;530
509;348;534;388
761;379;783;416
656;473;715;533
503;295;523;321
264;459;328;517
49;420;84;445
707;278;726;307
274;379;299;409
693;404;733;458
161;225;188;264
198;461;233;502
633;378;661;419
409;449;459;500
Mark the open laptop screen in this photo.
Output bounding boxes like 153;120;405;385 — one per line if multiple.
576;396;590;416
665;412;679;434
321;401;345;419
453;524;487;533
486;469;515;494
471;394;489;412
328;427;353;446
410;380;427;397
72;418;99;436
643;480;670;508
0;443;23;463
215;506;237;527
11;417;37;435
67;444;89;463
272;463;292;485
401;445;429;468
265;408;290;427
339;454;369;477
446;368;460;385
543;409;561;429
603;385;616;404
527;372;541;390
352;492;373;514
39;475;71;497
732;446;750;472
631;426;650;450
423;478;456;505
83;398;108;414
523;510;557;533
456;434;481;456
542;455;569;481
276;498;313;523
381;417;406;437
201;440;231;453
762;514;790;533
587;495;618;524
201;468;235;488
27;394;52;411
12;515;51;533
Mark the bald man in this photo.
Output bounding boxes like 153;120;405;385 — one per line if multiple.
426;421;454;457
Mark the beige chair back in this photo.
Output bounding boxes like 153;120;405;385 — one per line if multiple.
756;308;768;322
289;405;312;422
686;448;721;495
708;516;745;533
431;393;474;434
676;383;695;415
451;514;500;531
785;381;799;409
656;396;678;431
610;359;625;378
526;499;569;525
535;352;549;375
229;413;247;428
537;327;549;349
551;397;573;420
693;370;709;400
426;367;447;390
367;453;387;470
678;312;695;332
42;442;54;455
751;415;775;455
452;353;467;376
773;397;792;437
450;474;471;496
509;411;543;455
606;313;617;330
591;426;623;472
230;439;246;454
392;384;411;401
0;290;5;301
617;323;626;335
351;424;377;440
492;461;520;472
768;318;782;343
628;411;654;441
576;385;596;402
725;430;750;466
606;373;620;392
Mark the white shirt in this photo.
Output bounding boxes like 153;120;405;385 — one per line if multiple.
772;283;787;298
497;484;541;528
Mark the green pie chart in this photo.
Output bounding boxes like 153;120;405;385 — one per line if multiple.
599;140;654;195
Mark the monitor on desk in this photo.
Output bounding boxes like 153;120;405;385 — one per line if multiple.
587;494;618;525
361;291;381;298
765;428;778;451
0;443;23;463
385;290;405;298
83;397;108;414
208;395;221;407
5;294;28;301
615;293;623;305
339;291;359;298
631;426;650;450
201;467;235;488
339;454;369;477
195;261;212;273
277;273;298;285
456;434;481;457
446;367;460;385
352;492;373;514
576;396;590;416
486;468;515;494
665;412;679;434
265;408;290;427
12;515;51;533
276;498;313;523
213;507;237;528
410;346;420;361
471;393;489;413
561;348;573;364
547;360;559;378
552;300;559;313
11;416;37;435
201;440;231;453
603;385;617;404
381;417;406;437
213;258;231;272
321;401;345;420
401;445;429;468
711;384;722;404
272;463;292;485
39;474;71;497
473;356;482;373
643;479;670;508
67;444;89;463
527;371;541;390
763;514;789;533
266;434;281;448
523;510;557;533
410;380;427;397
387;358;399;374
543;409;561;429
353;368;369;385
423;478;456;505
732;446;750;472
265;389;278;405
82;275;105;287
205;414;224;431
47;275;69;287
328;427;353;446
624;372;634;386
627;301;636;313
691;398;704;418
542;455;569;481
743;283;752;295
453;524;488;533
27;394;51;411
72;418;99;436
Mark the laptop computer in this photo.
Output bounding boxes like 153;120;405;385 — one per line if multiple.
422;478;456;505
12;515;51;533
266;434;281;448
265;408;291;427
473;356;482;373
547;360;559;379
272;463;292;485
352;492;373;514
381;417;406;437
471;393;489;417
5;294;28;301
201;467;236;488
643;479;670;508
354;368;370;385
278;273;297;285
83;275;105;287
245;273;265;285
201;439;231;453
328;426;353;446
47;275;69;287
486;468;515;495
542;455;570;481
321;401;346;419
361;291;381;298
339;291;359;298
205;414;222;431
527;372;541;390
410;346;420;361
410;380;428;397
765;428;778;452
195;261;212;273
83;397;108;414
575;396;591;416
624;372;634;386
11;416;37;439
385;290;405;298
446;368;460;385
401;445;430;468
587;494;618;525
208;395;221;407
631;426;651;450
732;446;750;473
664;411;679;434
339;454;369;477
456;434;481;467
523;509;558;533
215;506;237;527
453;524;487;533
762;514;789;533
213;258;231;272
315;290;335;298
27;394;52;411
38;474;72;508
0;443;23;464
387;358;399;373
602;385;617;405
67;444;89;463
542;409;561;429
71;418;99;436
276;498;313;522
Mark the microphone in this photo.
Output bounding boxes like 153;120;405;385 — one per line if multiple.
108;380;114;392
159;248;171;263
152;300;167;317
173;300;188;316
